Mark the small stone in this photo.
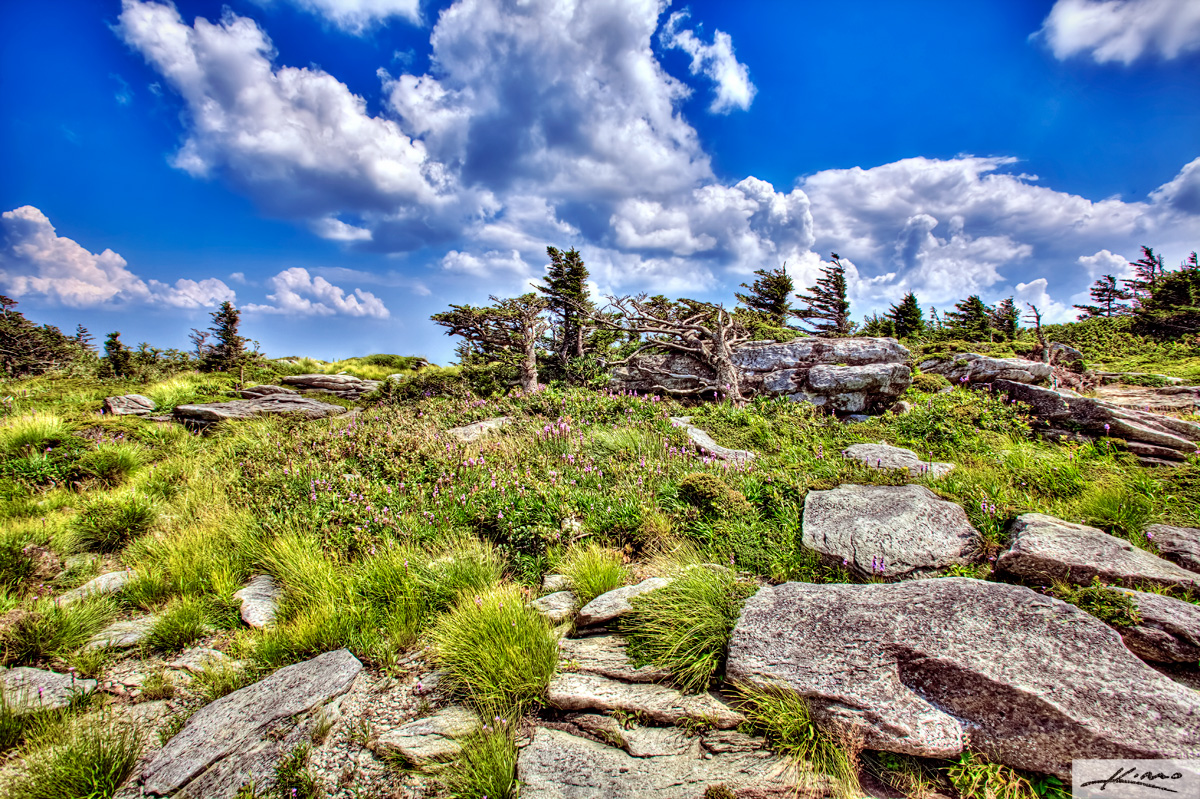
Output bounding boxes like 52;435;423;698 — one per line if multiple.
542;574;571;593
168;648;241;674
0;667;98;715
56;570;134;606
842;442;954;478
371;706;480;766
546;672;743;730
576;578;671;627
669;418;754;463
233;575;281;629
530;591;576;624
103;394;156;415
86;616;158;651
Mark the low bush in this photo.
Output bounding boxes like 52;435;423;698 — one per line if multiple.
559;543;628;605
621;566;755;693
910;372;951;393
429;584;558;712
677;473;752;518
69;494;157;552
1;713;142;799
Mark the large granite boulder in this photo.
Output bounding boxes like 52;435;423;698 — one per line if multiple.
995;380;1200;455
1092;384;1200;414
173;395;347;426
726;578;1200;778
1148;524;1200;573
802;484;979;578
103;394;156;415
997;513;1200;591
918;353;1052;385
610;337;911;413
1114;588;1200;663
280;374;381;398
141;649;362;798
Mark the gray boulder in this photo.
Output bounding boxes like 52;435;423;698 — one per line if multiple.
1092;383;1200;414
918;353;1052;385
86;615;158;651
141;649;362;798
517;726;796;799
0;667;98;714
1114;589;1200;663
546;672;743;729
233;575;281;629
446;417;512;443
237;384;297;399
802;484;979;578
997;513;1200;591
174;394;347;425
56;569;134;606
576;578;671;627
669;417;754;463
530;591;577;625
280;373;381;398
559;634;671;684
842;442;954;478
726;578;1200;777
103;394;156;415
542;574;571;593
371;706;480;767
1147;524;1200;573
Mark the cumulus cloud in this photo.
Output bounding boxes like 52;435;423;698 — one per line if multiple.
0;205;234;308
1036;0;1200;64
1015;278;1074;323
246;267;390;317
1076;248;1132;280
282;0;421;32
660;10;756;114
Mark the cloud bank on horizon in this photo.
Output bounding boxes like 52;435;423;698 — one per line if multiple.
2;0;1198;350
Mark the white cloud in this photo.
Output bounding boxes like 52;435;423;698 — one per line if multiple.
660;11;756;114
1015;278;1074;323
1036;0;1200;64
282;0;421;32
1076;248;1131;279
1149;156;1200;215
0;205;234;309
246;267;390;317
310;216;373;242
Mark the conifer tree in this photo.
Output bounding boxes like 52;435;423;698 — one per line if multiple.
944;295;993;341
432;294;550;393
104;331;132;377
1074;275;1133;318
1123;246;1165;307
1136;251;1200;336
204;301;247;373
735;264;795;327
537;247;594;365
793;254;852;336
886;293;924;338
859;313;895;337
990;297;1020;341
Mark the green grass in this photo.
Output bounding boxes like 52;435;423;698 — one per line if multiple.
429;584;558;712
0;598;116;666
437;721;519;799
0;413;72;458
191;659;258;702
0;713;142;799
74;443;147;488
620;566;756;693
559;543;628;605
144;596;209;652
68;493;158;553
1045;578;1142;627
945;752;1067;799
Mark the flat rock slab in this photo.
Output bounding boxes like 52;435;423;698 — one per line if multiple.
371;706;480;766
1148;524;1200;573
997;513;1200;591
280;374;381;398
670;417;755;463
530;591;576;625
446;416;512;443
842;443;954;478
918;353;1052;385
576;578;671;627
559;635;671;683
1093;384;1200;413
103;394;156;415
574;715;697;757
237;384;297;399
0;667;98;715
142;648;362;798
542;574;571;593
517;726;795;799
546;672;743;730
56;569;134;606
1115;589;1200;663
726;578;1200;778
174;395;347;424
233;574;281;629
87;616;158;651
802;484;979;578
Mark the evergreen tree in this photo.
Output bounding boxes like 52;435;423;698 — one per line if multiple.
735;264;795;327
859;313;895;337
990;297;1020;341
1074;275;1133;318
793;254;852;337
432;293;550;393
1123;246;1165;307
204;301;247;373
944;295;993;341
886;293;924;338
536;247;594;366
0;296;87;377
73;325;94;352
104;331;132;377
1135;250;1200;336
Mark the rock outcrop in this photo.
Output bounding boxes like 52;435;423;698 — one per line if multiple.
1115;589;1200;663
576;578;671;627
237;384;298;399
558;635;671;683
56;569;133;606
546;672;743;730
669;417;755;463
371;706;480;767
726;578;1200;777
1148;524;1200;573
997;513;1200;591
530;591;577;624
86;616;158;651
446;417;512;443
1092;383;1200;414
0;667;98;714
802;484;979;578
103;394;156;415
280;374;381;398
918;353;1052;385
610;337;912;414
174;395;348;426
842;442;954;478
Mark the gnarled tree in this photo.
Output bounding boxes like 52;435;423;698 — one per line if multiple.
431;293;550;392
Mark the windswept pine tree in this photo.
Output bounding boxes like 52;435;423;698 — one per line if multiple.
203;301;248;373
735;264;795;327
990;297;1020;341
886;292;924;339
1074;275;1133;318
1136;250;1200;336
537;246;594;366
793;255;852;337
432;294;550;392
944;295;993;341
1123;246;1165;307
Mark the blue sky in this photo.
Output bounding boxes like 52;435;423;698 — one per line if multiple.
2;0;1198;362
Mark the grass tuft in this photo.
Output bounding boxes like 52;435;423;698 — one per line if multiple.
1;713;142;799
559;543;628;605
68;494;157;553
0;414;71;458
0;598;116;666
145;596;209;653
437;719;519;799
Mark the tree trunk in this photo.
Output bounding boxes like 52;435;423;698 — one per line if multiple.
521;336;539;393
711;310;742;402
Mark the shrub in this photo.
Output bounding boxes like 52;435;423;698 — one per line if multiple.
1;713;142;799
677;473;752;518
910;372;951;393
620;567;755;693
429;584;558;712
888;390;1030;458
1045;579;1142;627
0;536;34;594
437;721;519;799
733;684;861;799
0;598;116;666
145;597;209;653
69;494;157;552
559;543;628;605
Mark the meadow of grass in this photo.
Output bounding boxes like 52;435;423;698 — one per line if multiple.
0;363;1196;797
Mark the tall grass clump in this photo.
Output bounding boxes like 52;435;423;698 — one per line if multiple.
0;414;71;458
144;596;209;653
75;443;146;487
559;543;628;605
419;537;506;613
1077;483;1154;543
69;494;157;552
1;714;143;799
429;584;558;712
437;721;519;799
620;566;755;693
945;752;1060;799
734;684;861;799
0;598;116;666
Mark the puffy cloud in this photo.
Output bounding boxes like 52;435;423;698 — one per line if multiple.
1015;278;1074;323
282;0;421;32
1150;156;1200;216
1076;248;1132;280
0;205;234;309
246;267;390;317
1036;0;1200;64
660;11;756;113
310;217;373;242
